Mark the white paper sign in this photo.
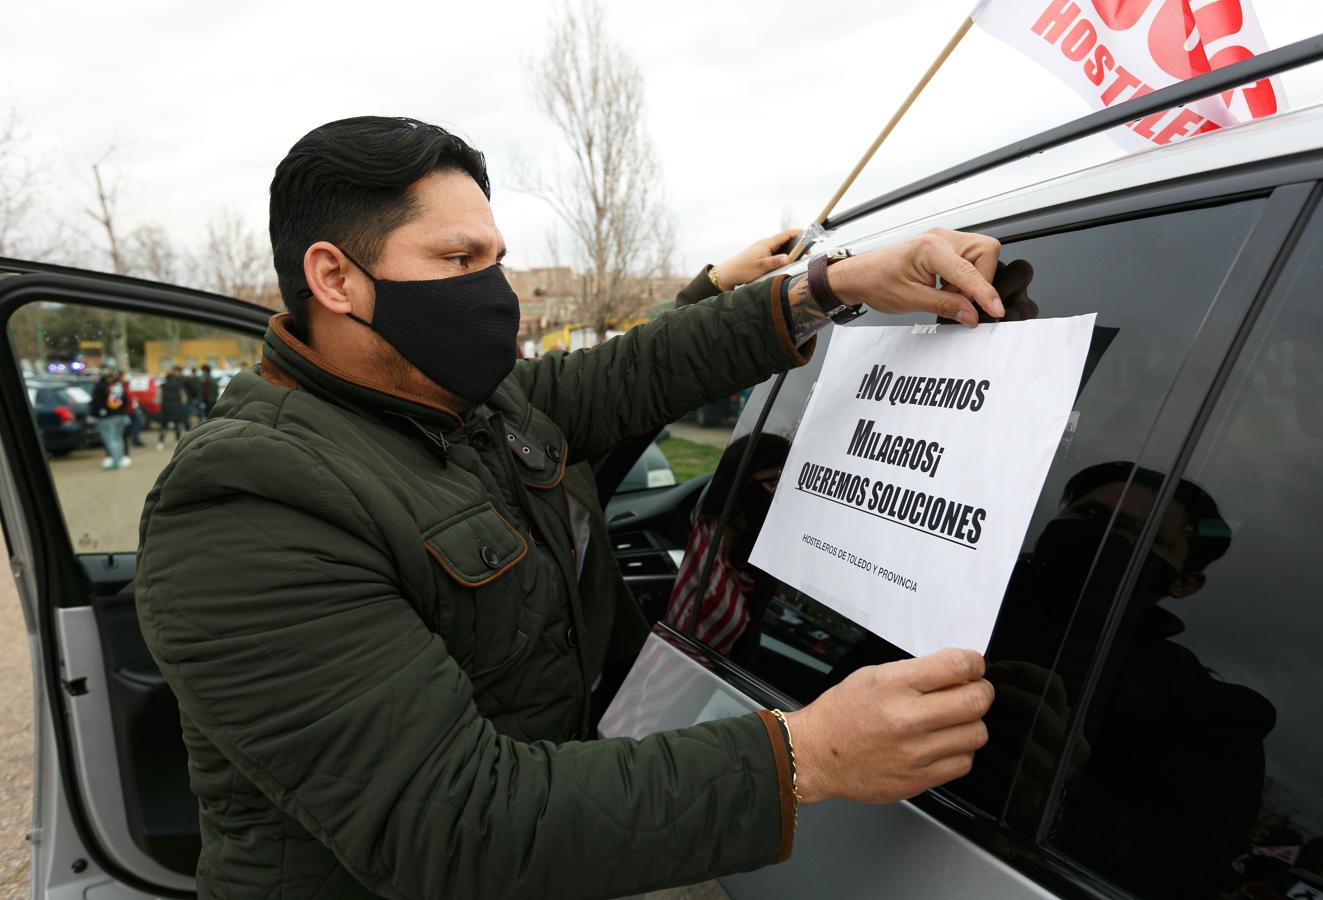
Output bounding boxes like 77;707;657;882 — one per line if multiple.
749;315;1096;658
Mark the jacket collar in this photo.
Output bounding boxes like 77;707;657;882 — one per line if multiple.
261;313;464;430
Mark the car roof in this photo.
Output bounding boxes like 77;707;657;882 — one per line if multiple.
827;100;1323;256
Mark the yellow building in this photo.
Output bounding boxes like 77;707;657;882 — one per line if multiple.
143;337;250;375
538;316;650;355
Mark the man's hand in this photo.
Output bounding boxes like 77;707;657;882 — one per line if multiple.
830;228;1005;327
784;648;994;805
962;661;1087;822
938;259;1038;325
715;228;800;287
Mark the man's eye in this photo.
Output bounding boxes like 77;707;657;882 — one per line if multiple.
445;255;470;266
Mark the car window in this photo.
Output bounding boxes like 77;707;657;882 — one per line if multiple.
8;302;259;553
665;198;1269;819
1048;218;1323;899
615;393;744;495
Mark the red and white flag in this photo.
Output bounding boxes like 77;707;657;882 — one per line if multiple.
971;0;1286;150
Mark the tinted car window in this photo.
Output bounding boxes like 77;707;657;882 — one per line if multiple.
1049;217;1323;899
666;199;1268;818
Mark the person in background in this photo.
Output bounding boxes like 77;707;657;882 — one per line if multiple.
126;375;148;448
180;368;200;428
156;367;189;450
197;364;220;416
90;371;131;470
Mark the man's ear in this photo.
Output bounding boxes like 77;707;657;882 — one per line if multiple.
1169;571;1206;599
303;242;360;315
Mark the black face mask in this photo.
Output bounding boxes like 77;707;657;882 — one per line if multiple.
337;250;520;404
992;517;1181;668
739;481;775;529
1030;517;1180;605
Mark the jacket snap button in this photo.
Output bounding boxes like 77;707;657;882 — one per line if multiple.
470;430;492;450
565;625;578;648
546;444;562;462
480;546;500;570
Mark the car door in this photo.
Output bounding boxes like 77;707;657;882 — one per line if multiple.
600;170;1321;898
0;262;268;898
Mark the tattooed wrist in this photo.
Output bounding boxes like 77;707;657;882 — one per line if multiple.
784;273;832;347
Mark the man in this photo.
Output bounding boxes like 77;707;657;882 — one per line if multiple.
197;363;220;415
91;370;131;470
156;367;189;449
136;116;1003;899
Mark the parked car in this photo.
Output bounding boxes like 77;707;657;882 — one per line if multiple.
617;439;678;492
1;41;1320;900
125;374;161;422
601;49;1323;900
24;379;98;456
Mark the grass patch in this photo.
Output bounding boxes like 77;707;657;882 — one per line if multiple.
658;437;723;484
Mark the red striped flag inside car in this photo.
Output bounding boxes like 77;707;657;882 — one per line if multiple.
665;518;755;656
971;0;1286;149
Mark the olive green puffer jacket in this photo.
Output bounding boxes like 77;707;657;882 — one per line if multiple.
135;277;808;900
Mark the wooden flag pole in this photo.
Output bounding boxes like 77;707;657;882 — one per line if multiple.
786;16;975;262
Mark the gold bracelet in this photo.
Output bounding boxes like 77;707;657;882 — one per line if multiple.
707;264;724;292
768;708;800;830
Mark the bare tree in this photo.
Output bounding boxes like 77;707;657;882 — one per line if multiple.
87;155;128;274
85;152;132;367
0;108;37;258
127;223;189;284
127;224;192;362
201;211;281;311
524;0;675;341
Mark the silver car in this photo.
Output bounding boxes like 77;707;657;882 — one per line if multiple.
2;36;1321;900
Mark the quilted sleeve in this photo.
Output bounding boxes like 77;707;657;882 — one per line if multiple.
136;425;792;900
510;277;812;463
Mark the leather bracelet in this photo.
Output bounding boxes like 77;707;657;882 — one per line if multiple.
806;248;866;324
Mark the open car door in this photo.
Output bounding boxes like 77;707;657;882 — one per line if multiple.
0;260;268;898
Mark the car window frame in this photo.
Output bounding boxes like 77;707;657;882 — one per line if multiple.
661;167;1323;897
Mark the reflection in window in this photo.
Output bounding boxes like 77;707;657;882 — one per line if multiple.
1051;230;1323;897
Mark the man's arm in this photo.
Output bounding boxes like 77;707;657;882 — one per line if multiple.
137;430;791;900
513;228;1005;462
676;229;801;308
512;277;811;463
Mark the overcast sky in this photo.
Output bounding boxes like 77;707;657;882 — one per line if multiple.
3;0;1322;276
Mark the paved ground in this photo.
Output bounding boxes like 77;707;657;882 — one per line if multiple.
0;567;32;900
50;439;177;555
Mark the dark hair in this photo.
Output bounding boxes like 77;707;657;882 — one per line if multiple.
700;434;792;520
1062;461;1232;573
268;116;490;333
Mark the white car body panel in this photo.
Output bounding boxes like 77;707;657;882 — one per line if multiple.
600;633;1057;899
